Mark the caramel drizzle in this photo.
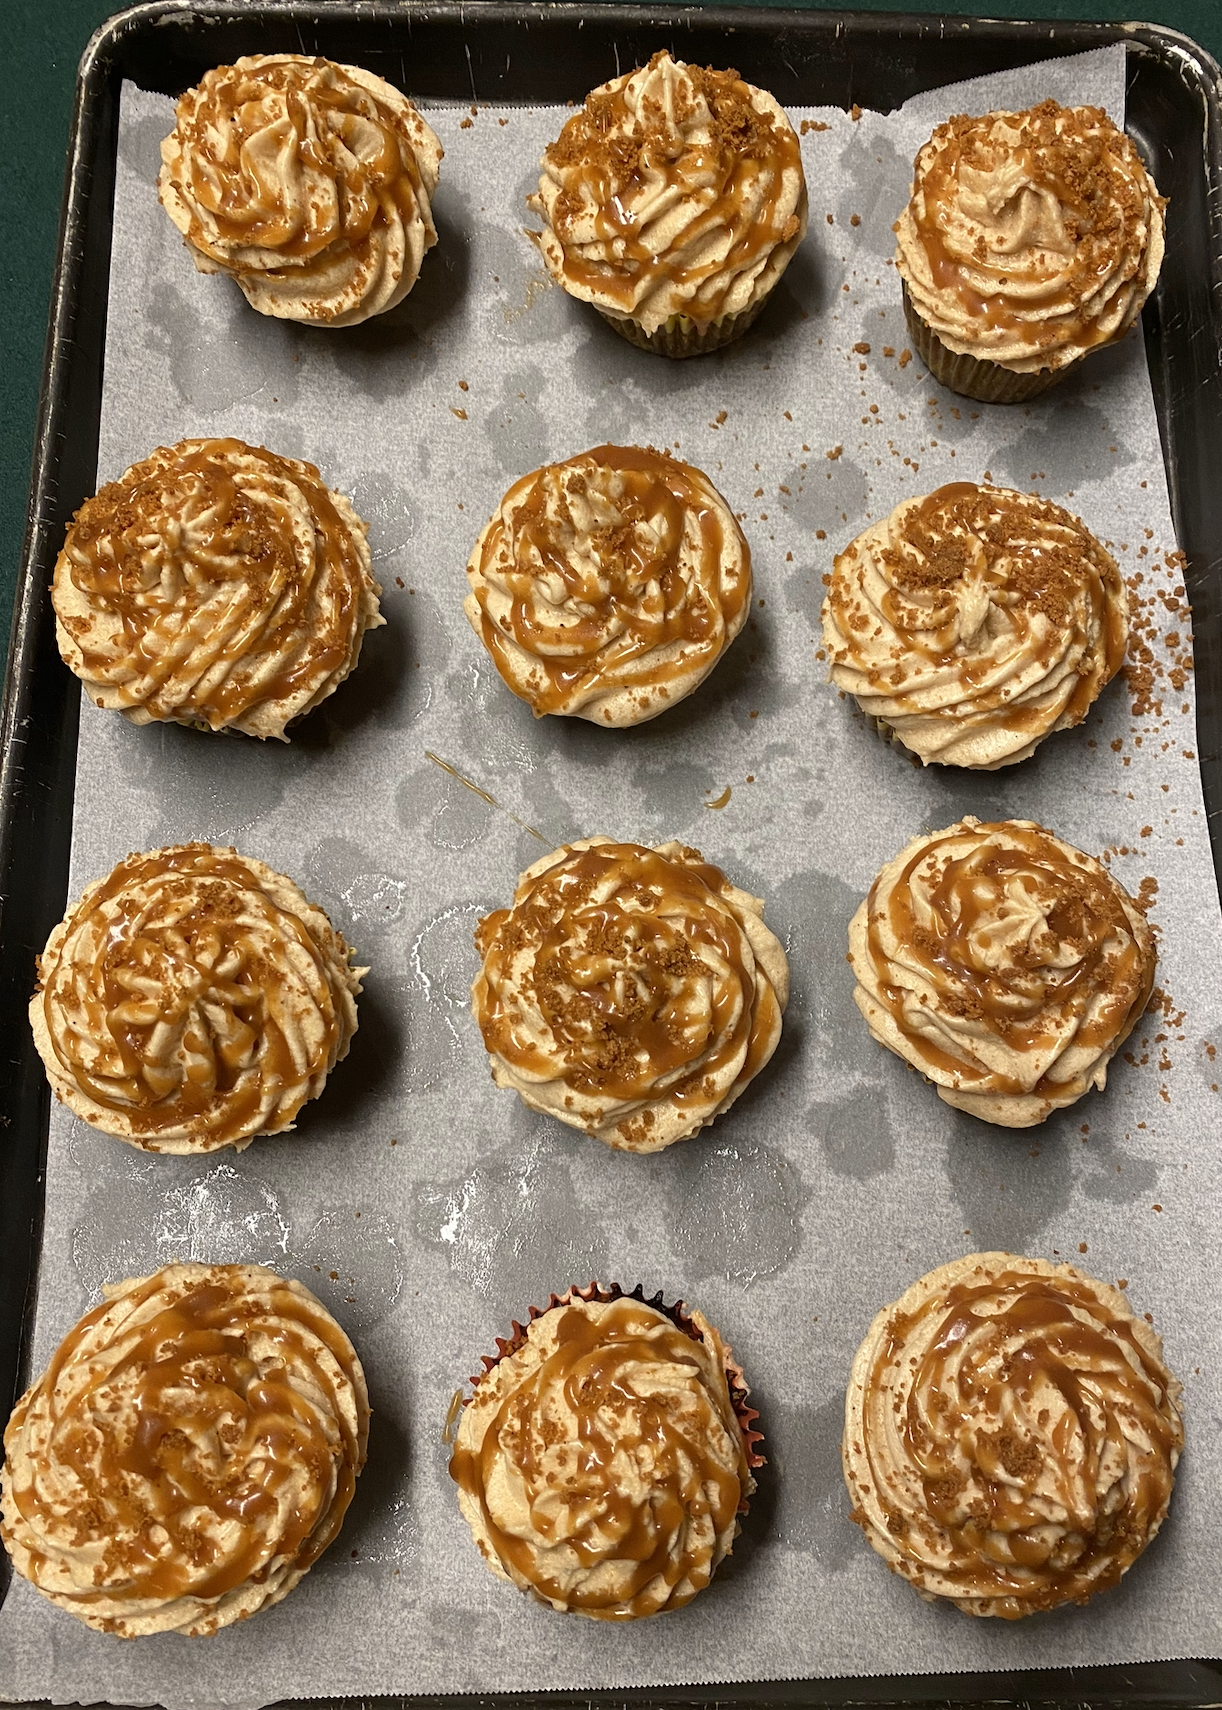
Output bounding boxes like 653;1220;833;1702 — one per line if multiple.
176;57;424;262
474;841;779;1106
866;1270;1180;1612
7;1268;366;1612
544;55;802;321
61;439;365;728
864;822;1153;1095
910;102;1150;351
473;445;748;716
449;1298;743;1615
42;844;344;1143
830;483;1126;736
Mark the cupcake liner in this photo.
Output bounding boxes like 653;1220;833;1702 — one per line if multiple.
597;293;769;359
466;1281;765;1476
901;282;1067;404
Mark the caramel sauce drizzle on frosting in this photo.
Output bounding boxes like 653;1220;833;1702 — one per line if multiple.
472;839;785;1148
159;56;441;325
895;99;1169;360
822;483;1126;767
450;1296;746;1617
849;1259;1182;1616
857;819;1154;1115
536;52;805;326
1;1264;368;1636
897;101;1164;367
35;843;359;1151
467;445;750;723
54;438;380;739
177;58;424;261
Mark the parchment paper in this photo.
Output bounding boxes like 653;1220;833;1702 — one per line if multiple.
2;42;1220;1706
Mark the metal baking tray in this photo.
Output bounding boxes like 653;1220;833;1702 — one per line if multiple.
3;3;1222;1704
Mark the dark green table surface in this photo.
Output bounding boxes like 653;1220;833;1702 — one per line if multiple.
3;0;1220;673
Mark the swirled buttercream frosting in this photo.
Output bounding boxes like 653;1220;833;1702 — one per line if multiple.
1;1262;369;1637
848;817;1155;1126
159;54;442;325
472;837;788;1151
450;1286;759;1618
464;445;751;725
843;1252;1183;1618
31;843;363;1153
52;438;383;740
529;51;807;339
821;483;1127;768
895;100;1165;375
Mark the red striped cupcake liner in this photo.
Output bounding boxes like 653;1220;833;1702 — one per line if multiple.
465;1281;765;1481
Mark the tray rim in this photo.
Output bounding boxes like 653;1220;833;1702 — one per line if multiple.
3;5;1222;1707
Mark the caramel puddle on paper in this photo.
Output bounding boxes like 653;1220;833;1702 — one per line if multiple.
425;750;545;841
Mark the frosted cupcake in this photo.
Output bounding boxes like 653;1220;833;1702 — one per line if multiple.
160;55;442;325
31;843;363;1153
450;1284;761;1617
848;817;1155;1126
472;837;788;1150
53;438;382;740
530;51;807;356
465;445;751;724
895;100;1165;402
821;482;1127;767
1;1263;369;1636
844;1252;1183;1617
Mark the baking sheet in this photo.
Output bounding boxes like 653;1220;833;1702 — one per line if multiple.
2;40;1221;1706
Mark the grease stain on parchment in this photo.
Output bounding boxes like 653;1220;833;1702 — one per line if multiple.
71;1161;289;1303
665;1139;807;1285
397;762;494;852
768;1393;859;1567
809;1094;897;1179
71;1161;405;1335
413;1129;609;1310
399;901;488;1093
944;1107;1074;1250
292;1208;406;1333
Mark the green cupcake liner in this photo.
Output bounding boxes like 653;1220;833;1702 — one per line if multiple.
597;292;770;358
901;282;1069;404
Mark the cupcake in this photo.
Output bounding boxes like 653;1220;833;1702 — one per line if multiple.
450;1284;761;1618
821;482;1127;768
529;51;807;356
31;843;363;1153
895;100;1165;402
159;55;442;326
472;837;789;1150
849;817;1155;1126
843;1252;1183;1617
1;1262;369;1636
465;445;751;724
53;438;383;740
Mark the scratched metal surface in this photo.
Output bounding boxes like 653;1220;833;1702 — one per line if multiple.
2;44;1221;1707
